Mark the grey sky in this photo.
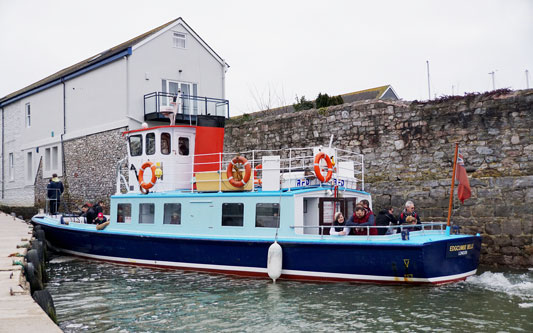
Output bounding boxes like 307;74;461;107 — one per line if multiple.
1;0;532;115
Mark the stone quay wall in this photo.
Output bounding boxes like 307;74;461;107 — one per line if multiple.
35;127;128;214
224;90;533;268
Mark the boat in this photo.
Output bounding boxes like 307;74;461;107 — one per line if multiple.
32;108;481;285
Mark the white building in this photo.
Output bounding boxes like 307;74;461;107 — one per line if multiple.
0;18;229;208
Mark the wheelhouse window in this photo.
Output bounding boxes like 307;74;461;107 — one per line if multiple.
161;133;171;155
117;203;131;223
222;203;244;227
163;203;181;224
129;135;142;156
173;32;186;48
25;103;31;128
139;203;155;224
178;137;189;156
146;133;155;155
255;203;280;228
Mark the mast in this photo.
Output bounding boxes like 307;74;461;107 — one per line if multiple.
446;143;459;227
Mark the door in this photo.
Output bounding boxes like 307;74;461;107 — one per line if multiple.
319;198;344;235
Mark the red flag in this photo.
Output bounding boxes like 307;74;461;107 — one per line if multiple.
456;152;471;203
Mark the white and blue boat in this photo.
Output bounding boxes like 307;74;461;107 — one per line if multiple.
32;112;481;284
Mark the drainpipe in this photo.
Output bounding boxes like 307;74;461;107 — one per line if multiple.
1;107;4;199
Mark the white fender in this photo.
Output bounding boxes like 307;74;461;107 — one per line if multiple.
267;241;282;283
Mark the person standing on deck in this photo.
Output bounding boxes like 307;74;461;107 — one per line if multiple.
47;173;64;215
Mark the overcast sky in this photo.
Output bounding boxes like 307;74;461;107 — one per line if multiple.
1;0;532;115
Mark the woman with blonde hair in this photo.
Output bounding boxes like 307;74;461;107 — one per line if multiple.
330;212;350;236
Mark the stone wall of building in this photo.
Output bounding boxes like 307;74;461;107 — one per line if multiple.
35;127;128;214
224;89;533;268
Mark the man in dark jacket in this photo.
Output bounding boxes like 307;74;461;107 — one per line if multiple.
375;207;398;235
81;204;97;224
47;173;64;215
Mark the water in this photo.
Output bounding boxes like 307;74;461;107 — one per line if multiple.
46;257;533;332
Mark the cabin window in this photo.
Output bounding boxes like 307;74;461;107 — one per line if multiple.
117;203;131;223
255;203;280;228
178;137;189;156
222;203;244;227
129;135;142;156
163;203;181;224
139;203;155;224
161;133;171;155
146;133;155;155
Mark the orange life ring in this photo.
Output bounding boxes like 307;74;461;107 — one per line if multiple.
138;161;157;191
254;164;262;185
314;152;333;182
226;156;252;187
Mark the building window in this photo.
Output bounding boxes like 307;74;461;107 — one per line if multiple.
163;203;181;224
173;32;186;49
178;137;189;156
52;146;58;170
129;135;142;156
117;203;131;223
255;203;280;228
222;203;244;227
25;103;31;128
146;133;155;155
44;148;51;171
139;203;155;224
26;152;33;182
161;133;171;155
9;153;14;181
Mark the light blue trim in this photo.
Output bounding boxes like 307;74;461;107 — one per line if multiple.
0;48;133;107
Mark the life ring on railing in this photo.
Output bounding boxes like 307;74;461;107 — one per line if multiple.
254;164;262;185
226;156;252;187
313;152;333;182
138;161;157;191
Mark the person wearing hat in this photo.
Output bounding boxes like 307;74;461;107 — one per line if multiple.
95;212;110;230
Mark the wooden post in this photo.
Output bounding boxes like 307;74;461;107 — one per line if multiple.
447;143;459;227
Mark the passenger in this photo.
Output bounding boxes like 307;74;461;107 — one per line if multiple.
93;200;105;215
47;173;64;215
81;203;97;224
347;205;378;235
170;212;180;224
398;200;422;231
95;212;110;230
161;136;170;154
375;207;398;235
329;212;350;236
359;199;375;226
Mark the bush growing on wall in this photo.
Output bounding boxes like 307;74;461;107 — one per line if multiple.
293;96;314;111
315;93;344;108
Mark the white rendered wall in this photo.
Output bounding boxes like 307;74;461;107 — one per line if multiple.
64;59;128;139
128;23;225;124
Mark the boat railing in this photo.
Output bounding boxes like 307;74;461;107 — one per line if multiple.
191;147;365;192
289;222;448;239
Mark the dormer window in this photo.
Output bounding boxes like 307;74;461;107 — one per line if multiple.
173;32;186;49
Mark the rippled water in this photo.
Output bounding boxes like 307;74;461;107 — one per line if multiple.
46;257;533;332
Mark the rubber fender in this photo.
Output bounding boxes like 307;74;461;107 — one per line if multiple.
24;262;43;294
26;249;43;288
35;229;46;242
32;225;42;237
32;290;57;324
267;241;282;283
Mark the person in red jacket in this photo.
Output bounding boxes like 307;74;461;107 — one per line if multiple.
347;205;377;235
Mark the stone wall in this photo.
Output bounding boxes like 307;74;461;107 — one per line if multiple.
224;89;533;268
35;127;127;214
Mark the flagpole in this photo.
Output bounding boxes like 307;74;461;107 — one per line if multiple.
447;143;459;227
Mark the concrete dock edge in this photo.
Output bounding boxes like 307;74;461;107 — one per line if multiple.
0;212;62;332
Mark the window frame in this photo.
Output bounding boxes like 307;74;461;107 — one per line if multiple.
139;203;155;224
146;133;156;155
222;203;244;227
8;152;14;181
129;134;143;157
172;32;187;49
255;203;280;228
163;203;181;225
25;103;31;128
117;203;132;223
161;132;171;155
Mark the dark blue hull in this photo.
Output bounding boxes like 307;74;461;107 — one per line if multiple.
36;221;481;284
